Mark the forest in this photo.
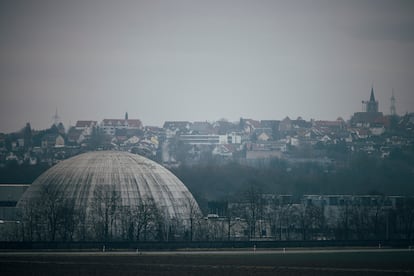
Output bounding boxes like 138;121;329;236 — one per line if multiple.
172;148;414;209
2;147;414;208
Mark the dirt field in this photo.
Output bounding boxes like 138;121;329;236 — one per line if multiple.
1;249;414;275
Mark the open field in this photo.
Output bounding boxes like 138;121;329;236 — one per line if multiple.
1;249;414;275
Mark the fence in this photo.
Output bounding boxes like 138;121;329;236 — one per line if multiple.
0;239;412;251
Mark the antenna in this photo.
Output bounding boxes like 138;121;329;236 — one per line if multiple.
390;89;396;116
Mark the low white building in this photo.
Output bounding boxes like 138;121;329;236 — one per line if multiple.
179;133;242;145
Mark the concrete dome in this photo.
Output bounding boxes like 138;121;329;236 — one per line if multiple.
18;151;200;220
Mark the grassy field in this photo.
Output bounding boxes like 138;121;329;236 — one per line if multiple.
1;249;414;275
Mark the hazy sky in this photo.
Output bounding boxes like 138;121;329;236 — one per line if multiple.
1;0;413;133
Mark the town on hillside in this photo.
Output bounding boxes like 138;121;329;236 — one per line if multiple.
0;88;413;168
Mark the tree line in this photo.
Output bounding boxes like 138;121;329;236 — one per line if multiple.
226;186;414;241
14;184;196;242
172;149;414;209
6;184;413;242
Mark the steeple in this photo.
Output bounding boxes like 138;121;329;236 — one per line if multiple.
369;86;375;102
52;108;60;126
366;86;379;113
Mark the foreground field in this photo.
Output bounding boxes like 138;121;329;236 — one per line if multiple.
1;249;414;275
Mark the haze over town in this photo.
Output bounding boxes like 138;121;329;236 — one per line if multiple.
1;0;414;133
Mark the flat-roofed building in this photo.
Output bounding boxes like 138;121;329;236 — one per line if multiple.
0;184;30;220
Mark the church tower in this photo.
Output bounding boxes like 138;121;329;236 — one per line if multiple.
351;86;384;127
366;87;379;113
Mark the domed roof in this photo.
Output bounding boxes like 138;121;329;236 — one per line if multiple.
18;151;199;220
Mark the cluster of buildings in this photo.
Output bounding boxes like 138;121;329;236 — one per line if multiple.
0;88;413;169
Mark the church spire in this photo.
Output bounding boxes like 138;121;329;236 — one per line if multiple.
366;86;379;113
369;86;375;102
52;108;60;126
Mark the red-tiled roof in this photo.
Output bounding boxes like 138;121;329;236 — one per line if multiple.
102;119;142;128
75;120;97;128
126;119;142;128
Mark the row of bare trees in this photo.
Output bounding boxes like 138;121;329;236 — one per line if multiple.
332;202;414;241
16;185;199;242
19;185;79;241
227;186;414;241
195;199;414;242
9;183;414;242
233;196;326;241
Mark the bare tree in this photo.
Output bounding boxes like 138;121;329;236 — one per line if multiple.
296;203;324;240
225;203;239;241
202;216;227;241
118;201;170;242
153;206;167;241
335;201;351;240
187;197;201;241
57;198;77;241
266;198;293;240
133;198;158;241
242;182;263;239
90;185;121;241
19;198;42;241
40;184;64;241
349;204;370;240
162;217;181;242
368;197;386;240
395;198;414;240
19;184;79;241
75;207;88;241
119;206;134;241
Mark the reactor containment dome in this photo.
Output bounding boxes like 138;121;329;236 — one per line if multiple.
18;151;200;220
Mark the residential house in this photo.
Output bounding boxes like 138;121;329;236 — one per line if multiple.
75;120;97;135
101;113;143;136
190;121;215;135
240;118;261;134
212;144;235;158
279;117;292;133
292;117;312;130
41;134;65;148
163;121;191;138
67;127;84;145
261;120;280;139
254;128;273;141
314;118;346;133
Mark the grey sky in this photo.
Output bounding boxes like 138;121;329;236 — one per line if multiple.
1;0;413;133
